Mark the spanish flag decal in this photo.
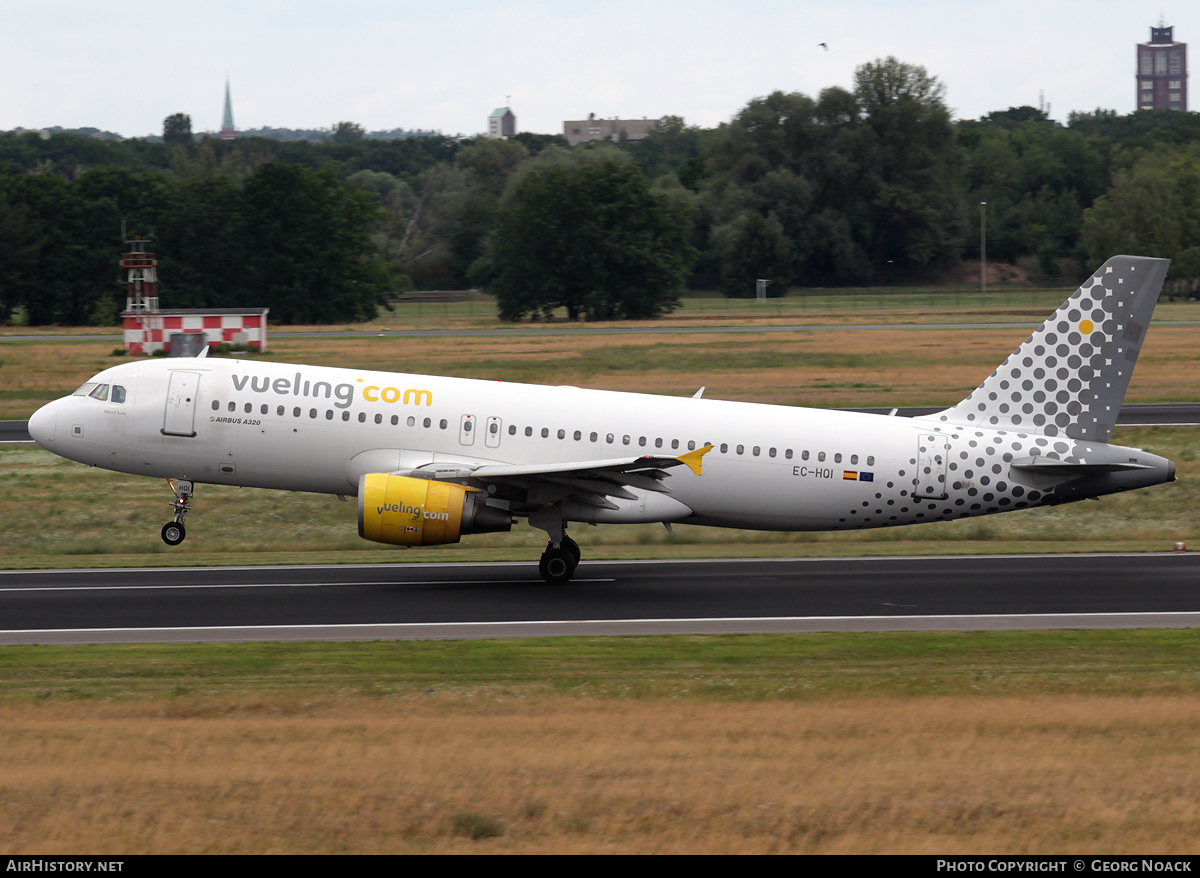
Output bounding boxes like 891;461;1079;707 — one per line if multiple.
843;470;858;480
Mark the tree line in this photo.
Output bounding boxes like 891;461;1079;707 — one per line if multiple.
2;56;1199;325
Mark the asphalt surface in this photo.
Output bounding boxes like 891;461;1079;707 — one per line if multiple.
1;554;1198;644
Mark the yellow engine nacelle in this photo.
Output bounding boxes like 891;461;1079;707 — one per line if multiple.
357;473;512;546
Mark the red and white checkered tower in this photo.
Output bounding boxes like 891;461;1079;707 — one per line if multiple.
123;235;160;353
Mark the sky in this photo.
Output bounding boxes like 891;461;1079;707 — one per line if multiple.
1;1;1195;138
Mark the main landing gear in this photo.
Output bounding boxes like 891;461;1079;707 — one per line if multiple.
538;535;580;585
530;503;583;584
161;479;193;546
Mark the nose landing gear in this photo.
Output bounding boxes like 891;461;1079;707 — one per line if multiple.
161;479;193;546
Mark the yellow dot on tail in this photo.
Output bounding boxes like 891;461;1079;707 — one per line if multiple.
1079;319;1094;334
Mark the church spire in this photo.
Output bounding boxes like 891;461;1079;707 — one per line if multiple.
220;78;236;140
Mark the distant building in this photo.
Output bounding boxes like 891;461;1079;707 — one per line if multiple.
563;114;661;146
220;78;237;140
1137;22;1187;111
487;107;516;138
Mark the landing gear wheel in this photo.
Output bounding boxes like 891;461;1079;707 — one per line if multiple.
539;546;577;585
562;535;581;565
161;522;186;546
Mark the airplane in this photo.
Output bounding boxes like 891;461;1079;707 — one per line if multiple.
27;255;1175;584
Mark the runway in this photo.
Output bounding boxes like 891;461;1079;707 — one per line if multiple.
2;554;1198;644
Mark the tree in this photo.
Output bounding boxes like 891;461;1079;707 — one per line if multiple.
852;57;964;273
717;212;792;297
981;106;1051;127
1082;145;1200;277
163;113;193;146
331;121;365;145
238;162;389;322
491;150;692;321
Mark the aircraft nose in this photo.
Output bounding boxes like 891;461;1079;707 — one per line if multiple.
27;401;57;449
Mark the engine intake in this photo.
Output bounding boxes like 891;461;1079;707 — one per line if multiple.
357;473;512;546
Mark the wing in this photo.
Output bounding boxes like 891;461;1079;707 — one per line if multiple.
406;445;713;511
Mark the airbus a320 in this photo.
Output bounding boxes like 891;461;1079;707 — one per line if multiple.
28;255;1175;583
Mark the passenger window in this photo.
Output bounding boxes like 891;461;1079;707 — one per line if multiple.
753;446;760;456
557;429;565;439
293;407;301;417
834;453;842;463
671;439;679;450
818;452;825;462
89;384;109;401
424;418;432;428
439;419;448;429
228;402;236;412
358;412;365;423
867;456;875;466
261;405;268;415
623;435;630;445
655;438;663;448
720;443;728;453
639;437;647;446
111;386;126;404
769;448;776;458
407;417;415;427
309;409;317;418
607;434;614;444
541;428;549;438
851;454;859;465
687;440;695;451
343;412;350;421
212;401;220;411
389;415;397;425
590;432;598;442
277;406;284;416
785;449;793;459
508;425;516;435
490;422;498;435
736;445;744;455
802;450;809;461
573;430;581;441
326;410;333;420
464;420;473;433
525;426;533;437
245;403;253;414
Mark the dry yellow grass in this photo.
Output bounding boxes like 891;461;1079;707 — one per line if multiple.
6;322;1199;420
3;694;1199;854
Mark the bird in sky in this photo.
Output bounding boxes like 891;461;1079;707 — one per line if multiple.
819;42;828;50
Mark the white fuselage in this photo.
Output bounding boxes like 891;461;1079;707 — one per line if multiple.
27;356;1173;534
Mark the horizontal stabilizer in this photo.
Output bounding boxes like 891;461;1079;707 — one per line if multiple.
1009;457;1153;475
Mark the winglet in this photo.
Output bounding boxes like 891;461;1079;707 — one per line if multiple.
676;444;714;476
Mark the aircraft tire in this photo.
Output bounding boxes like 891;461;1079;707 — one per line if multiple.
539;547;576;585
562;536;581;565
161;522;186;546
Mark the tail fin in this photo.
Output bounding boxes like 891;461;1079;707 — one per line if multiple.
935;255;1170;442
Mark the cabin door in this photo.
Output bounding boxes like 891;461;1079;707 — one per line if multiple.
915;433;949;500
162;371;200;438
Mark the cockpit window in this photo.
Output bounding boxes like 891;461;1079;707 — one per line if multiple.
88;384;110;401
73;383;98;397
111;385;126;404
